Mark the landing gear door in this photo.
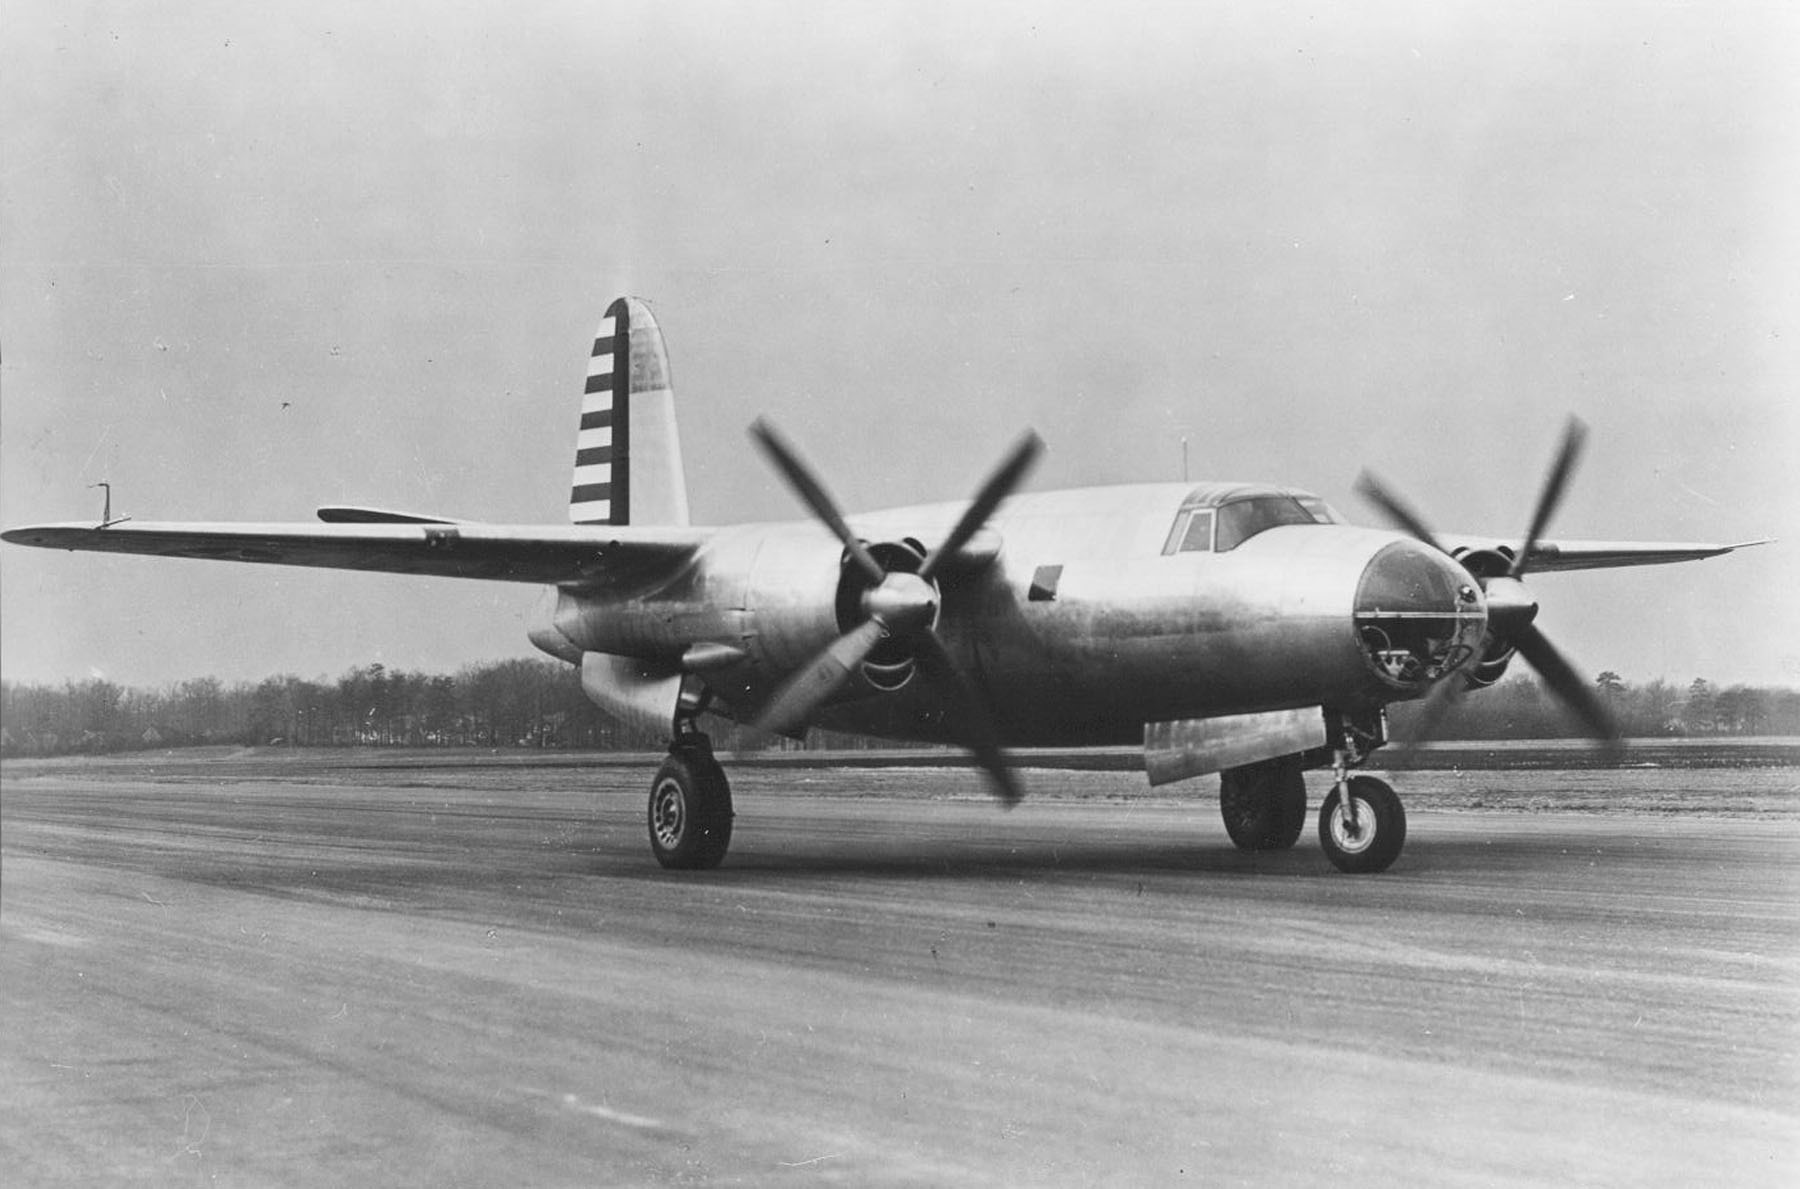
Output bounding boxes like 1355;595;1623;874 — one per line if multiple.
581;651;684;741
1144;707;1329;787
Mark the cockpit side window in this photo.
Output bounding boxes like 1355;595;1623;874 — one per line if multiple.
1176;509;1213;552
1162;509;1216;554
1215;496;1316;551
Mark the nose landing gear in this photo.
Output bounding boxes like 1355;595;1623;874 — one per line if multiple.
1311;711;1405;874
1318;774;1405;874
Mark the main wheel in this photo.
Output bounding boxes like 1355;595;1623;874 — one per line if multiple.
1219;755;1308;851
1318;775;1405;874
648;741;734;870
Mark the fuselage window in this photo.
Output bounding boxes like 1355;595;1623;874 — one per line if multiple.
1215;497;1316;552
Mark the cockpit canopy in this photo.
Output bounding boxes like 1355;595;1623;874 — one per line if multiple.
1162;484;1343;555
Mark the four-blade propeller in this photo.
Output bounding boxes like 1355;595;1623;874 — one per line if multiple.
746;419;1042;804
1356;417;1621;754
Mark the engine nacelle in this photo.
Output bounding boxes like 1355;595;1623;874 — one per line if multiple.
1451;546;1516;581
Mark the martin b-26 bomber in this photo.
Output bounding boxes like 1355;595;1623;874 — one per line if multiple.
5;298;1762;873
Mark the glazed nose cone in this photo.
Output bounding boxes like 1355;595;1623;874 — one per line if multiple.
1354;540;1486;690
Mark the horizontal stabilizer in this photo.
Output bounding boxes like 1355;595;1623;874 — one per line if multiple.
316;505;466;525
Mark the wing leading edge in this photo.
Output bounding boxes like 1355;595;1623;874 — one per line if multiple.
1442;535;1770;573
1;520;713;592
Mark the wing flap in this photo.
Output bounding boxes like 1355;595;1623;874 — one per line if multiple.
1;520;712;591
315;505;466;525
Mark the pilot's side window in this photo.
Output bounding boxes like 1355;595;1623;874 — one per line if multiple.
1179;510;1214;552
1167;509;1213;553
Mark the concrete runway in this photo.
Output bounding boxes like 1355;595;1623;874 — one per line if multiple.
3;754;1796;1185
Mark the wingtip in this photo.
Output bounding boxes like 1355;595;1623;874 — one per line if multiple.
2;523;88;546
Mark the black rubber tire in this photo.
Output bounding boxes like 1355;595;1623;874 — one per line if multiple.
1318;775;1406;874
648;742;734;870
1219;756;1308;851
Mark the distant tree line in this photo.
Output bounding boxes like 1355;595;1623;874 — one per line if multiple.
1386;673;1800;741
2;663;1796;758
0;659;900;757
1;660;632;757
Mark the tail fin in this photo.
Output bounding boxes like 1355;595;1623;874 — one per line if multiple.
570;297;690;526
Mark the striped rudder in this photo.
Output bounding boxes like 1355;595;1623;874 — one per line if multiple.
570;304;626;523
571;297;689;527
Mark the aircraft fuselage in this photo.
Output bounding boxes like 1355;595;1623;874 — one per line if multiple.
534;483;1487;746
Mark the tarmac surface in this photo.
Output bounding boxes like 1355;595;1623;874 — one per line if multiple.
2;751;1797;1185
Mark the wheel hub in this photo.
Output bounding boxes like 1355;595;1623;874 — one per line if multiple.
651;778;686;848
1327;796;1376;855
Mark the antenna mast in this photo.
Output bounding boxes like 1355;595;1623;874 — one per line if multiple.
88;481;130;528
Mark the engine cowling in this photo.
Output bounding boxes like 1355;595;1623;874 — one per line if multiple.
1449;547;1527;688
1465;639;1517;688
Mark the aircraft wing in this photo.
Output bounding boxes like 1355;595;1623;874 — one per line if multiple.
0;519;714;592
1441;534;1770;573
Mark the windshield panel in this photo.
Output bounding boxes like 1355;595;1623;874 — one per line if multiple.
1293;495;1343;525
1215;496;1316;551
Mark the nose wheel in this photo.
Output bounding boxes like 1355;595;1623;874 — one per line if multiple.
1318;775;1406;874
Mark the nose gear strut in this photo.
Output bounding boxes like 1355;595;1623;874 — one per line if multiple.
1315;710;1405;873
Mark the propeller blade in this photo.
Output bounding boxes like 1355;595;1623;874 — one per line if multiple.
750;617;889;739
1511;621;1622;752
912;630;1024;805
1393;670;1467;753
918;431;1044;583
1355;471;1447;555
1512;417;1586;578
750;418;887;586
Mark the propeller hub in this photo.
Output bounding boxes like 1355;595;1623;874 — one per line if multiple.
1482;575;1539;634
862;571;939;634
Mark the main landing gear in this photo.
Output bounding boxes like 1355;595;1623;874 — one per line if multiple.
648;733;734;870
1218;755;1308;851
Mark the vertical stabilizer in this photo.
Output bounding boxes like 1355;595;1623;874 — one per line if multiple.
570;297;691;526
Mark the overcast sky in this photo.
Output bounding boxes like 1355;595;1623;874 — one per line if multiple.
3;1;1796;690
